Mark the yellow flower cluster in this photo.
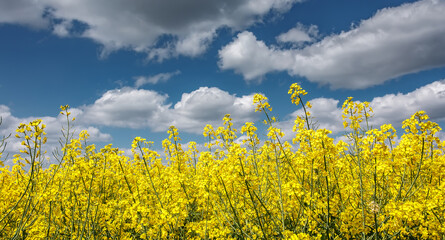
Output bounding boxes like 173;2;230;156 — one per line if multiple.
288;83;307;106
1;86;444;239
253;94;272;113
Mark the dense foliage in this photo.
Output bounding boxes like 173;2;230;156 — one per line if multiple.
1;84;444;239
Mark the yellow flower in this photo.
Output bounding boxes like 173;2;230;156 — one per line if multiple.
253;93;272;112
288;82;307;106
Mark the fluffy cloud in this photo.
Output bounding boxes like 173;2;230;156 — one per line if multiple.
0;0;303;59
134;71;181;87
77;86;259;134
276;79;445;141
167;87;258;133
219;0;445;89
80;88;170;129
369;79;445;128
219;31;294;80
276;23;318;44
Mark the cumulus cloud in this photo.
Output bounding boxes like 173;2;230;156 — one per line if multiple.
80;88;170;129
77;86;259;134
219;31;294;81
219;0;445;89
369;79;445;128
276;80;445;141
134;70;181;88
167;87;258;133
0;0;303;59
276;23;318;44
175;31;217;57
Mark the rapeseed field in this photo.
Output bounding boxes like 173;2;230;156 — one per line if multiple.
1;84;444;239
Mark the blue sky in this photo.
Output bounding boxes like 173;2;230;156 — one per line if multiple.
1;0;445;164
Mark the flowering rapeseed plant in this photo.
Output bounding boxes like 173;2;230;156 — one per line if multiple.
1;85;444;239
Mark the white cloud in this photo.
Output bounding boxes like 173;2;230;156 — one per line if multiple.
80;87;170;129
77;86;260;134
369;79;445;128
175;30;217;57
167;87;258;133
276;80;445;141
0;0;303;59
219;0;445;89
276;23;318;44
219;31;294;81
134;70;181;87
